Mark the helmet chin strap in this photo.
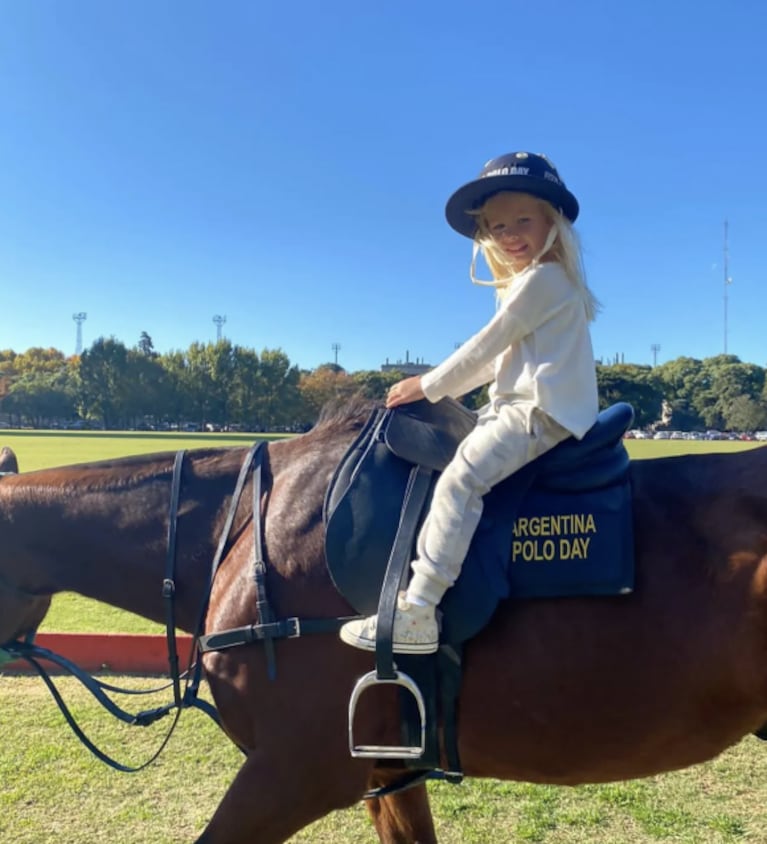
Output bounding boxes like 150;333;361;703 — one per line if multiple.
470;225;558;288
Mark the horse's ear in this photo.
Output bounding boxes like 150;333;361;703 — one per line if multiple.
0;446;19;474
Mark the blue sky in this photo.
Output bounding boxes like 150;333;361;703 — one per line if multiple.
1;1;765;373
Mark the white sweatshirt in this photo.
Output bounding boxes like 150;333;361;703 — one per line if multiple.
420;261;599;439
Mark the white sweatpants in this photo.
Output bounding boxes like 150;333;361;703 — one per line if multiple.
407;401;572;606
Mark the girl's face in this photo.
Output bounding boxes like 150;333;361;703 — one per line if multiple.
481;192;552;271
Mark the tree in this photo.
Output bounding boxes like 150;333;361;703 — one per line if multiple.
0;350;16;404
184;341;216;425
596;364;664;428
205;341;238;427
351;370;402;401
2;369;76;426
137;331;157;358
705;359;765;430
724;396;767;432
255;349;304;430
229;346;263;428
654;357;705;430
12;347;68;375
158;351;193;425
124;349;167;426
78;337;130;428
299;366;357;421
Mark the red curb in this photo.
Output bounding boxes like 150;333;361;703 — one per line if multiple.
4;632;194;675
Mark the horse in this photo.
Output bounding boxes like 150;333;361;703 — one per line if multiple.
2;401;767;844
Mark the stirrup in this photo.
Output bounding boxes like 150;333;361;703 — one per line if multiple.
348;668;426;759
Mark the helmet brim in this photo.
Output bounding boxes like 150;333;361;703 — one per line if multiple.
445;175;579;238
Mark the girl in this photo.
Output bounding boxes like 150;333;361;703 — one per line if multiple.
340;151;600;654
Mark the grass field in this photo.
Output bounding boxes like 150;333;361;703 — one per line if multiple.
2;672;766;844
0;427;290;473
3;430;767;842
1;678;766;844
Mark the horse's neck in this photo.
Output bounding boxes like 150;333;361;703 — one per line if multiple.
0;467;219;632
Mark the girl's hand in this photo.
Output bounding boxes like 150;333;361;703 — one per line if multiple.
386;376;425;408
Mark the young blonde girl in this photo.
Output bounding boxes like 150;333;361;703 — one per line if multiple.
341;152;600;654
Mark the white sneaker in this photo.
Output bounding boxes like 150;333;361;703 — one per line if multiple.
340;595;439;654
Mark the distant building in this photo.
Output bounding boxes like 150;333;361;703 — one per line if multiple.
381;351;431;376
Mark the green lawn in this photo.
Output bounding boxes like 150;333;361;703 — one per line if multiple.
1;676;766;843
0;428;288;473
624;438;763;459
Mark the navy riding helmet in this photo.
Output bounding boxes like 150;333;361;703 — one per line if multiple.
445;152;579;239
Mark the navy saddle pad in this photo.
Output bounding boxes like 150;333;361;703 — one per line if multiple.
324;399;635;644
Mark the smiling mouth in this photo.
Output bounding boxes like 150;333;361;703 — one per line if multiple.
504;244;528;256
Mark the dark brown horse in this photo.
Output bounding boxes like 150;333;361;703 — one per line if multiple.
2;405;767;844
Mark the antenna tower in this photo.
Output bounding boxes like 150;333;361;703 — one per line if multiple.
331;342;341;366
723;220;732;354
73;312;87;355
213;314;227;342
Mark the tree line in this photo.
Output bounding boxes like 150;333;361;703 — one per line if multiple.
0;334;404;431
1;334;766;433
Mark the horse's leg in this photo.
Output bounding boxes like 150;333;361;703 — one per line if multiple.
365;783;438;844
194;752;369;844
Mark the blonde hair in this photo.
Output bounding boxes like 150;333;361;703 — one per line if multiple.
470;194;601;322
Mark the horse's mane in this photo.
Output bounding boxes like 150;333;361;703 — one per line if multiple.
312;394;380;434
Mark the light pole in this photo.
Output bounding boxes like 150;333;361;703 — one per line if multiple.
73;312;87;355
213;314;227;342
